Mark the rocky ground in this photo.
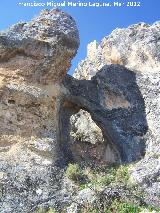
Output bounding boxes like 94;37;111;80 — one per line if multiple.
0;9;160;213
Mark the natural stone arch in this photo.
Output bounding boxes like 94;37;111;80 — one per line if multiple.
70;109;120;164
57;96;121;165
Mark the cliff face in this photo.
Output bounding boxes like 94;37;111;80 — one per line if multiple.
0;9;80;212
0;9;160;212
74;22;160;80
71;21;160;201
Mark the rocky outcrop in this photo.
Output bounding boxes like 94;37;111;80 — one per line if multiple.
59;74;121;164
0;9;79;84
0;9;160;212
72;22;160;199
74;22;160;80
62;66;147;164
0;9;79;212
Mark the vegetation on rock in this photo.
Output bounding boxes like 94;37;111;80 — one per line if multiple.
65;163;84;182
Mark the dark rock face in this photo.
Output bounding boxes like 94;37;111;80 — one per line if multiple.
60;65;147;164
70;22;160;200
59;74;121;164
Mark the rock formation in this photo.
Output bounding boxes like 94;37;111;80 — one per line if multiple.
0;9;80;212
71;21;160;206
74;22;160;79
0;9;159;212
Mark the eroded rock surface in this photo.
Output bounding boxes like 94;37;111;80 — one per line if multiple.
74;22;160;80
70;109;118;164
0;9;79;212
62;66;147;164
0;10;160;212
72;22;160;199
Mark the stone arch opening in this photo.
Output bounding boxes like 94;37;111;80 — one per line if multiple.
57;97;121;165
70;109;120;164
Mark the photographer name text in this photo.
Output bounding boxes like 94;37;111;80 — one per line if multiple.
18;1;142;8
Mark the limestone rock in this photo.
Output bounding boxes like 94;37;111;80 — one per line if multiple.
62;66;147;164
0;9;79;212
0;8;79;84
70;109;120;163
72;22;160;196
70;109;104;145
0;9;160;211
66;188;96;213
74;22;160;80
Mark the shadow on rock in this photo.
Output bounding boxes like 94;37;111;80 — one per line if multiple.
60;64;148;164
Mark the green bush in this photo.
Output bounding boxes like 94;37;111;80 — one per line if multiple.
80;165;130;189
90;170;116;188
65;163;83;182
105;200;141;213
115;165;129;184
34;207;57;213
77;199;160;213
47;208;57;213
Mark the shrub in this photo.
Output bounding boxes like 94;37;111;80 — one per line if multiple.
34;207;46;213
115;165;129;184
34;207;57;213
90;169;116;188
80;165;130;189
47;208;57;213
104;200;141;213
65;163;83;182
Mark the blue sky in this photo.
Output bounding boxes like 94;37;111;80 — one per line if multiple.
0;0;160;74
